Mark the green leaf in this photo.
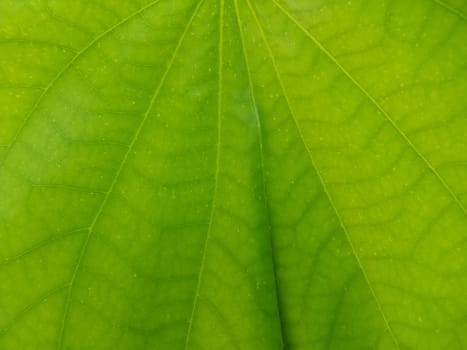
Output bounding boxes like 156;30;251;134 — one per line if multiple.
1;0;466;349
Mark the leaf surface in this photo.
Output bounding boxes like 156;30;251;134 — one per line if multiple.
0;0;466;349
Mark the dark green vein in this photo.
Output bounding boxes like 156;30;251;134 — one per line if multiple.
56;1;205;348
234;0;285;348
271;0;466;215
184;1;223;348
0;284;69;337
324;271;359;349
430;0;467;21
0;38;78;53
246;0;401;348
0;227;88;267
0;0;164;168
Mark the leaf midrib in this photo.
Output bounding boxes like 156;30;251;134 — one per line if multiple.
246;0;401;348
234;0;286;348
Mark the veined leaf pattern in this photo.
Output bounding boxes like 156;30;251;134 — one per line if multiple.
0;0;466;349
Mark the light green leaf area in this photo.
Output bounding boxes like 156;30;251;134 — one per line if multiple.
0;0;466;349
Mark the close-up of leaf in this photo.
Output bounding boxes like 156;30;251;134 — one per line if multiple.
0;0;466;349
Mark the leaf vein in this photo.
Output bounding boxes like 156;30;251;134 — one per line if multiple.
430;0;467;21
0;0;164;168
271;0;466;215
184;1;223;348
56;1;204;348
234;0;285;347
247;1;401;348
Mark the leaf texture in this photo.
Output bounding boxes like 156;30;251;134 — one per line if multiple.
0;0;466;349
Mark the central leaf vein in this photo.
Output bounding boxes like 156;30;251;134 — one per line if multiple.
246;0;401;348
